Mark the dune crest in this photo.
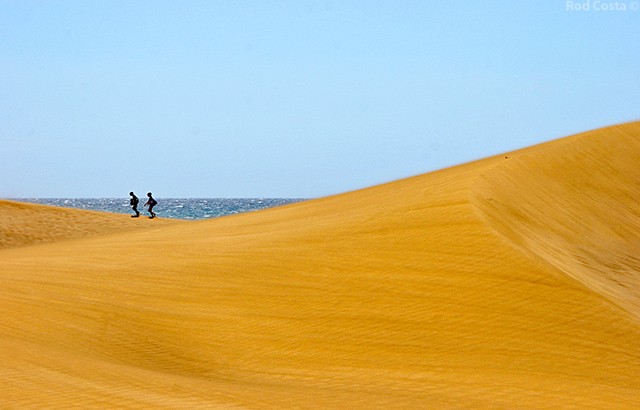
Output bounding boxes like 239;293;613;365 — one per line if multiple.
0;199;184;249
472;122;640;319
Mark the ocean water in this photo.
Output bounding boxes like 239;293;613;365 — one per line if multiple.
10;198;308;220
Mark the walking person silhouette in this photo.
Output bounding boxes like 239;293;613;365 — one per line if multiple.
144;192;157;219
129;192;140;217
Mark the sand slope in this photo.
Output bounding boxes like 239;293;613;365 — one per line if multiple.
472;123;640;318
0;200;183;249
1;123;640;409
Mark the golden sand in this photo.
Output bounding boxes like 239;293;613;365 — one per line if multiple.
1;122;639;409
0;200;183;249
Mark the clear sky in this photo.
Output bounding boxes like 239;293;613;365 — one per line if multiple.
1;1;638;198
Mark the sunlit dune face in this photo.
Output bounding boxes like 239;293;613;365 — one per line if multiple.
1;123;640;409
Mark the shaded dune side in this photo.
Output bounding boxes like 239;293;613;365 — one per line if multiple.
0;200;184;249
1;124;640;408
471;122;640;319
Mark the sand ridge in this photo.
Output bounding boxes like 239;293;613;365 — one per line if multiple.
472;123;640;318
0;199;185;249
1;122;640;408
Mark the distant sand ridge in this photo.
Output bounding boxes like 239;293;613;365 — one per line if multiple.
0;200;183;249
1;123;639;409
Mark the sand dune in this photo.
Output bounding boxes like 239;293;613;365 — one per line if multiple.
1;122;640;409
0;200;184;249
472;124;640;319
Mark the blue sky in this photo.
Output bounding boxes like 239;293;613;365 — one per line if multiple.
1;1;638;198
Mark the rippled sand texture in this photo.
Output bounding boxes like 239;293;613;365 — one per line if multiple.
1;122;639;409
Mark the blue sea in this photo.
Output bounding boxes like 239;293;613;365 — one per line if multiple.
10;198;308;221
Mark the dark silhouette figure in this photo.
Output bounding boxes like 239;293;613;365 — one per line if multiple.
129;192;140;217
144;192;157;219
